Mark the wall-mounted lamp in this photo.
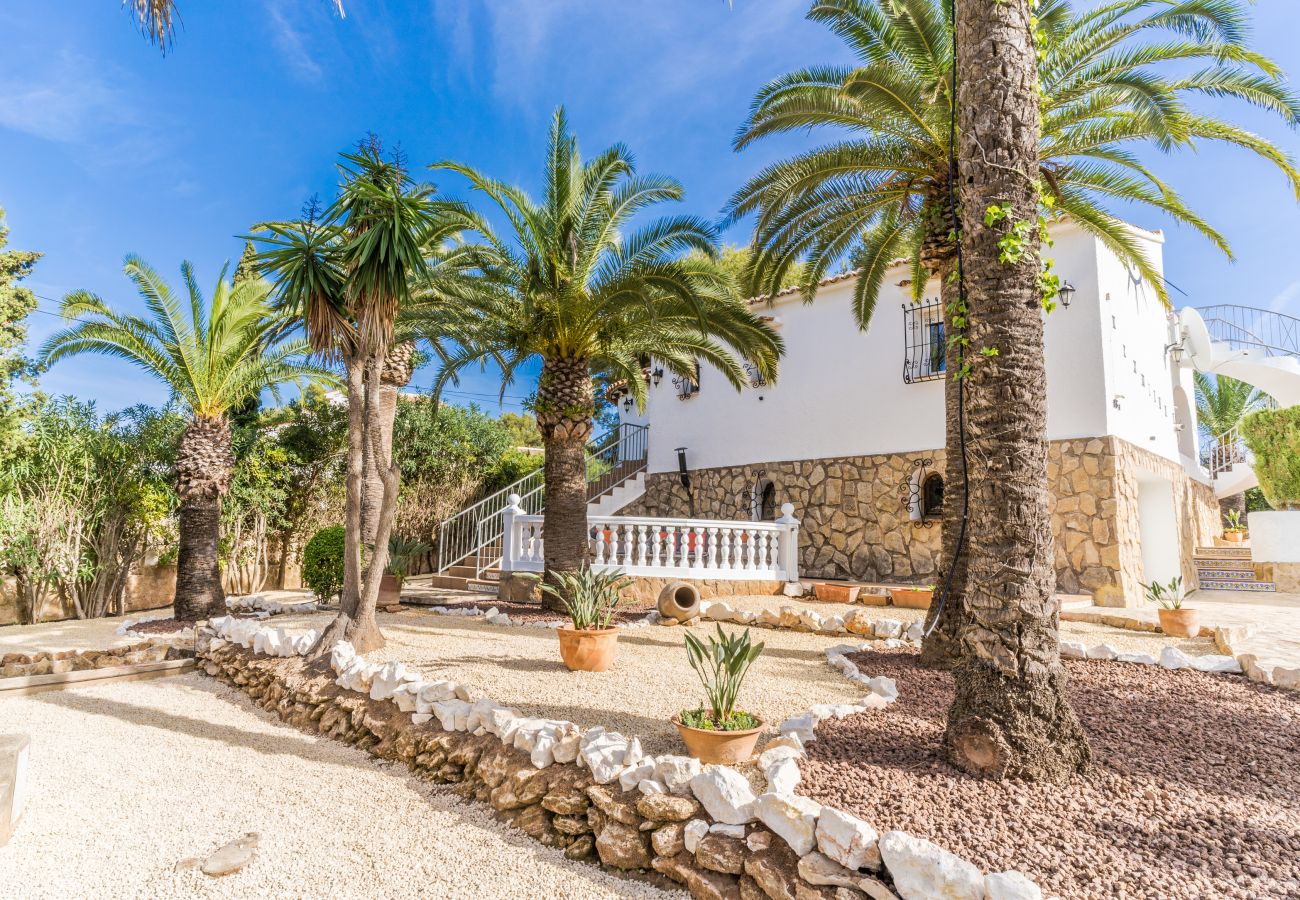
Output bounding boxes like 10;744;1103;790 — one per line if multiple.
1164;341;1185;365
651;367;664;387
675;447;695;517
1058;281;1076;309
622;395;634;413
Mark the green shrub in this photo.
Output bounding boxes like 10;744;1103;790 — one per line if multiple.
303;525;346;601
681;625;765;731
1242;406;1300;511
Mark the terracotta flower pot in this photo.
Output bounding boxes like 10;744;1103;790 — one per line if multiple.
814;583;859;604
1158;607;1200;639
856;590;889;607
1223;531;1247;543
379;574;403;608
890;587;934;610
672;715;764;765
557;627;620;672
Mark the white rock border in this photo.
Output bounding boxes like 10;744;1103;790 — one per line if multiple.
203;612;1043;899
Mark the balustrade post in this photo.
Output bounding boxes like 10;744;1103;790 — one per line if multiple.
500;493;524;572
775;502;801;583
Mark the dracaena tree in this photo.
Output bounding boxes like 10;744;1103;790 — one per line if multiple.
40;257;331;619
252;139;479;652
729;0;1300;667
427;109;784;609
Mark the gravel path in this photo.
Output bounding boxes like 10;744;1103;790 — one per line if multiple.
797;647;1300;900
0;674;680;899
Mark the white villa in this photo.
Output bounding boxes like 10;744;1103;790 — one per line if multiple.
448;219;1300;608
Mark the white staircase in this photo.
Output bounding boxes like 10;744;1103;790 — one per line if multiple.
1178;306;1300;497
587;471;646;517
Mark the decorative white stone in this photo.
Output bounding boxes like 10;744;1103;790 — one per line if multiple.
746;831;771;852
758;745;803;769
1274;667;1300;690
553;728;581;764
432;699;472;732
735;609;758;624
1158;647;1193;670
411;713;432;725
873;619;904;640
905;621;926;643
799;610;824;631
655;755;703;795
637;779;666;795
984;871;1043;900
623;737;645;768
1086;644;1119;661
1059;641;1088;660
689;767;757;825
530;730;558;768
765;758;801;795
1190;654;1243;674
782;581;804;597
754;792;821;856
779;713;816;744
1117;652;1157;665
582;733;630;785
683;819;710;854
878;830;982;900
866;676;898;701
619;759;656;791
816;807;882;871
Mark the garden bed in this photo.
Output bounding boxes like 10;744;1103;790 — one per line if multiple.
796;647;1300;899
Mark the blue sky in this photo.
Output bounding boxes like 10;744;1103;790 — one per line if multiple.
4;0;1300;416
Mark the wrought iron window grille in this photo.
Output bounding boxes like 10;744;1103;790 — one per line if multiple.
902;298;947;384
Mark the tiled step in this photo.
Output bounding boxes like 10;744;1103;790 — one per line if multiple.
1192;557;1256;571
466;579;499;595
1196;579;1276;593
1195;568;1265;582
1194;546;1252;560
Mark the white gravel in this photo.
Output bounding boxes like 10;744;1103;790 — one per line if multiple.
0;674;680;899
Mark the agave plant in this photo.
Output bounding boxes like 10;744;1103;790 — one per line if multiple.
682;626;765;731
540;565;630;630
1223;509;1247;535
385;534;431;579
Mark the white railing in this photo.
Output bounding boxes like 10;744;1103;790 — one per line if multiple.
500;494;801;583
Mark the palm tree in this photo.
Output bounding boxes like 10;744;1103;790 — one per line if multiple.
429;108;784;609
1195;370;1270;518
40;257;331;619
941;0;1091;781
728;0;1300;665
253;139;476;652
121;1;344;52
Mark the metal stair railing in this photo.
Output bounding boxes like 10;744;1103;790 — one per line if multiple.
436;423;649;576
1207;424;1250;480
1196;305;1300;360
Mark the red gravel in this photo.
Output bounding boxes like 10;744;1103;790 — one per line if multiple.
797;648;1300;900
431;599;655;626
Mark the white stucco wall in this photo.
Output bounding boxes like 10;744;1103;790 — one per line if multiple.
633;221;1185;476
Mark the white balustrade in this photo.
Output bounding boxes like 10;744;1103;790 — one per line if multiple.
499;500;801;583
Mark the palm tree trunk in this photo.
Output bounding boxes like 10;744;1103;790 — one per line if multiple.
944;0;1089;780
173;415;234;620
536;356;594;612
921;238;969;669
361;342;415;545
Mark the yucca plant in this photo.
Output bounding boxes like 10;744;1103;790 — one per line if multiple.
1223;509;1247;535
385;534;430;579
681;626;765;731
540;565;630;630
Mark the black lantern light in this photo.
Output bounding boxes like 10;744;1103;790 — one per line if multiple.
1058;280;1076;309
651;367;664;387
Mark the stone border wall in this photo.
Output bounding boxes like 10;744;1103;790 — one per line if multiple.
623;436;1219;608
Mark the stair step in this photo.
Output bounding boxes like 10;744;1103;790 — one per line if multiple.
1195;568;1265;582
1196;579;1277;592
1193;546;1252;559
466;579;499;595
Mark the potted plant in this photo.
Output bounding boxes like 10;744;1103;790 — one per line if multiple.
674;625;766;764
1222;509;1248;543
542;565;630;672
813;582;860;603
1144;576;1199;638
381;534;431;610
890;585;934;609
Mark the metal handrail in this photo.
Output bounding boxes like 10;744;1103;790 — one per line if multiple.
1196;305;1300;359
1207;424;1250;479
436;423;649;575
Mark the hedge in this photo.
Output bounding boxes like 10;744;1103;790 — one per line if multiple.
303;525;346;601
1242;406;1300;511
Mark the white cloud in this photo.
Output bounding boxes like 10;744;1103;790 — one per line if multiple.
0;50;129;143
267;3;325;83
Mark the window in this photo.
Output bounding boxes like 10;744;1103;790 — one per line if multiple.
673;361;701;400
903;298;946;383
922;473;944;519
754;480;777;521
